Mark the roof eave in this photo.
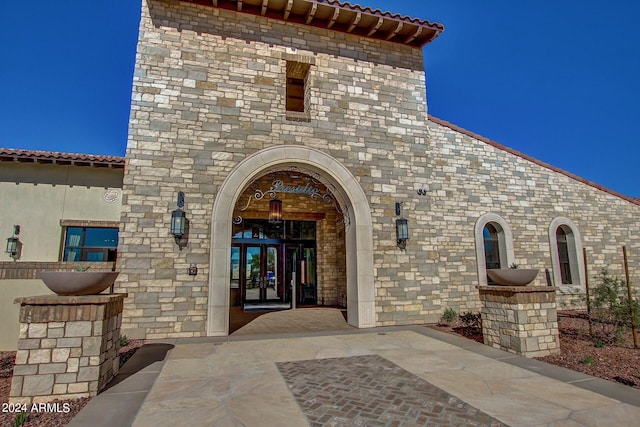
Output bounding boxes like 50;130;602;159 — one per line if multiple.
0;148;125;169
180;0;444;48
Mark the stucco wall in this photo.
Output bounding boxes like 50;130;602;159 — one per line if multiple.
0;280;49;350
0;163;123;262
119;0;639;338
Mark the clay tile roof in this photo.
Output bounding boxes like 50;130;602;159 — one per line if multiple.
181;0;444;48
0;148;125;168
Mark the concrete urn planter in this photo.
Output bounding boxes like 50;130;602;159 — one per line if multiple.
487;269;538;286
40;271;119;296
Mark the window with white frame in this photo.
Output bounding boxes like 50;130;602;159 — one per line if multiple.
548;218;584;288
474;213;514;286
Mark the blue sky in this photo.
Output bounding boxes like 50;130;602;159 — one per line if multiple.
1;0;639;197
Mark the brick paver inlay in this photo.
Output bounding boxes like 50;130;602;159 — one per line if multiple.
277;355;508;427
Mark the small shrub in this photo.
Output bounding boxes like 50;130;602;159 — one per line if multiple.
582;356;595;365
588;269;640;344
459;311;481;330
439;307;457;326
593;338;604;348
119;335;129;347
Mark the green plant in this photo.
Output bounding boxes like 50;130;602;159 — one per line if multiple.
439;307;457;325
119;335;129;347
509;263;520;269
588;269;640;344
593;338;605;348
14;412;28;427
582;356;595;365
459;311;481;330
75;265;91;272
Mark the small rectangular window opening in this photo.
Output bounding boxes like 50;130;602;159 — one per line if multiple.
286;61;310;117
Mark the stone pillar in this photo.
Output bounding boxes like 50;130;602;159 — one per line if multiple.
10;294;127;404
478;286;560;358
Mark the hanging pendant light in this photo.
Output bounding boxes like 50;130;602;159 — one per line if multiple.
269;199;283;223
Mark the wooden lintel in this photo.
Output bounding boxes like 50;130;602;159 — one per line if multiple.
367;17;384;37
305;2;317;24
403;26;422;44
386;21;403;40
327;7;340;29
347;12;362;32
284;0;294;20
261;0;268;16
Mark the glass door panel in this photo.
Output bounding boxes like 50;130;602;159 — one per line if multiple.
265;245;279;301
301;246;317;305
245;246;262;303
285;245;300;307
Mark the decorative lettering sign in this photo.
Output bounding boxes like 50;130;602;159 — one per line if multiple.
268;180;321;197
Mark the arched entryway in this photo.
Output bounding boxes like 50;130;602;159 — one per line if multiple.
207;146;375;336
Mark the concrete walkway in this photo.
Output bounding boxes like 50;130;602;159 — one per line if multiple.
71;309;640;426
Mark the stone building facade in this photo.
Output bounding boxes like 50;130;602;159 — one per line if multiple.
117;0;639;339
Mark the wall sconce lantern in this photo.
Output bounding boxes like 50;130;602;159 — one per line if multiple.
396;217;409;250
5;225;22;260
171;191;187;249
269;198;283;224
395;202;409;250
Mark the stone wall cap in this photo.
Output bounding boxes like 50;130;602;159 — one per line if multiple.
476;285;558;293
14;293;128;305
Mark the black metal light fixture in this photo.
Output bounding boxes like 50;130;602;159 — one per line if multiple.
5;225;22;260
269;198;283;223
395;202;409;250
396;218;409;250
171;191;187;248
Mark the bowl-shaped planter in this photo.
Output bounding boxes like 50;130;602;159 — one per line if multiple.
487;269;538;286
40;271;119;296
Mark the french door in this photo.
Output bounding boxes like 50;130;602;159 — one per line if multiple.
230;239;316;308
242;244;282;304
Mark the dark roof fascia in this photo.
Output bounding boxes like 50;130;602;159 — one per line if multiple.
428;116;640;207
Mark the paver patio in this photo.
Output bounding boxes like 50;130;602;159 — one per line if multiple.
70;309;640;427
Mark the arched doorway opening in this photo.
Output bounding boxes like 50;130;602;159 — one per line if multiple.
207;146;375;336
228;169;348;331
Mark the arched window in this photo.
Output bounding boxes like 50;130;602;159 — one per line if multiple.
548;218;584;289
475;213;514;286
483;223;501;271
556;227;572;284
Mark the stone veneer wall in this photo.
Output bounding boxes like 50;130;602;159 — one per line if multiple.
119;0;640;338
10;294;126;404
426;119;639;317
478;286;560;358
119;0;427;338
